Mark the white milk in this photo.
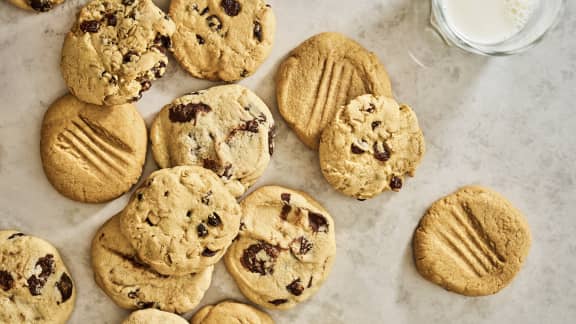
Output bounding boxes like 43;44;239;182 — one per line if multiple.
439;0;539;44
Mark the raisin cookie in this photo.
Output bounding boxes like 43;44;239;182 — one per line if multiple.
61;0;175;105
91;215;213;313
122;309;188;324
224;186;336;310
120;166;241;275
7;0;64;12
150;85;275;197
170;0;276;81
413;186;531;296
40;94;147;203
319;95;425;200
0;231;75;324
276;32;393;149
191;301;274;324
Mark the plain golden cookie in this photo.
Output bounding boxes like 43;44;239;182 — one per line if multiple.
413;186;532;296
7;0;64;12
319;95;425;200
122;309;187;324
40;94;147;203
191;301;273;324
276;32;393;149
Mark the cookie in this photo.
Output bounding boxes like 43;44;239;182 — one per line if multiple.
122;309;187;324
7;0;64;12
319;95;425;200
169;0;276;81
150;85;275;197
40;94;147;203
276;32;393;149
120;166;241;275
191;301;274;324
61;0;175;105
413;186;532;296
224;186;336;310
91;214;213;313
0;231;76;324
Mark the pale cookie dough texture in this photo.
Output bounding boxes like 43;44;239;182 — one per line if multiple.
122;309;188;324
319;95;425;200
151;84;275;197
61;0;176;105
40;94;147;203
276;32;393;149
91;215;213;313
0;231;76;324
120;166;241;275
224;186;336;310
413;186;532;296
7;0;64;12
170;0;276;81
191;301;274;324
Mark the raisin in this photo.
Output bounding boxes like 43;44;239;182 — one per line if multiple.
371;121;382;130
281;193;291;203
390;176;403;191
286;278;304;296
240;242;280;275
27;275;45;296
201;248;218;257
56;273;73;303
254;21;262;42
105;13;117;26
36;254;54;279
207;15;223;31
308;212;328;233
221;0;241;16
197;224;208;237
373;142;390;162
351;143;365;154
123;51;138;64
0;270;13;291
169;103;211;123
29;0;52;12
196;34;205;45
7;233;24;240
269;299;288;305
80;20;100;33
207;213;221;226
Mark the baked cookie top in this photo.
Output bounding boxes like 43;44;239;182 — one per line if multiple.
0;231;76;324
224;186;336;310
319;95;425;200
122;309;188;324
120;166;241;275
276;32;393;149
150;84;275;197
91;215;213;313
191;301;274;324
61;0;175;105
413;186;532;296
170;0;276;81
7;0;64;12
40;94;147;203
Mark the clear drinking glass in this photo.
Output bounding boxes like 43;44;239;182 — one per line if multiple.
429;0;565;56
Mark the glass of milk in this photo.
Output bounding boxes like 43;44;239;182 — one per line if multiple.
430;0;565;55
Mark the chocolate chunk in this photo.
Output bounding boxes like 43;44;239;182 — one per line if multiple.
152;61;167;79
197;224;208;237
128;289;139;299
240;69;249;78
137;301;155;309
196;34;205;45
169;103;211;123
269;299;288;305
137;193;143;201
268;126;276;155
139;79;151;92
290;236;312;255
207;213;222;226
241;120;260;133
7;233;24;240
164;191;169;197
351;143;366;154
201;248;218;257
371;121;382;130
281;193;291;203
154;34;172;49
105;13;117;26
186;210;192;217
207;15;223;31
201;191;212;205
203;159;219;172
56;273;73;303
122;0;135;5
280;204;292;220
29;0;52;12
241;242;280;275
254;21;262;42
221;0;241;16
390;176;403;191
130;93;142;103
308;212;328;233
36;254;54;279
27;275;45;296
222;164;233;179
286;278;304;296
373;142;390;162
145;217;154;226
0;270;14;291
200;7;209;16
366;103;376;113
80;20;100;33
307;276;313;288
123;51;138;64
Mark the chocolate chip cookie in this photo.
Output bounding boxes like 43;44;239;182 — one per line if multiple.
224;186;336;310
40;94;147;203
120;166;241;275
61;0;175;105
319;95;425;200
169;0;275;81
191;301;274;324
0;231;75;324
150;85;275;197
413;186;532;296
122;309;188;324
91;214;213;313
276;32;393;149
7;0;64;12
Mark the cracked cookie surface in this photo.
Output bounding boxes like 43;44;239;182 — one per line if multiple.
224;186;336;310
61;0;175;105
7;0;64;12
150;84;275;197
122;309;188;324
91;215;213;313
413;186;531;296
120;166;241;275
40;94;147;203
0;231;76;324
319;95;425;200
191;301;273;324
169;0;276;81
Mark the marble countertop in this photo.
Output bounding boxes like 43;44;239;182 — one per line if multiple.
1;0;575;323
